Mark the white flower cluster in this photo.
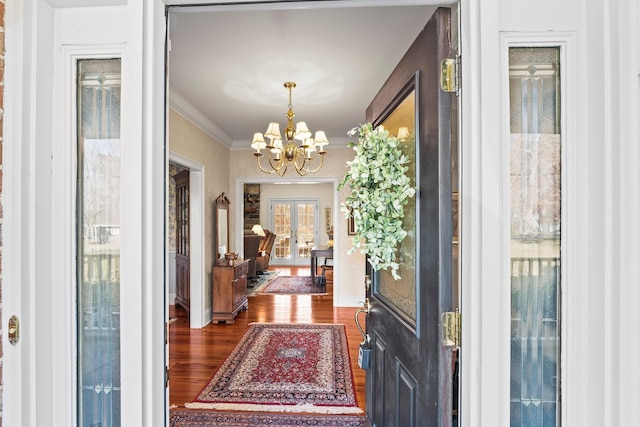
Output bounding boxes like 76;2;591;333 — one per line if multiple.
338;123;415;280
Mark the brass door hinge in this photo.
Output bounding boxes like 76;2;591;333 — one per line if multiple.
165;366;170;388
442;310;461;348
440;56;461;95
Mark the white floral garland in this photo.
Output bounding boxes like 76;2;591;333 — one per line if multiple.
338;123;415;280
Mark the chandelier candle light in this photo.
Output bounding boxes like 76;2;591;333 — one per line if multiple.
251;82;329;176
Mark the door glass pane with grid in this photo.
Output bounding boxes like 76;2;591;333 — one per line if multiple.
296;202;316;261
509;46;562;427
272;202;292;261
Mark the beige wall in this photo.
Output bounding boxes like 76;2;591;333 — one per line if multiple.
169;108;230;311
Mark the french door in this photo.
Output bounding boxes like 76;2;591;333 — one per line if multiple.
269;199;319;266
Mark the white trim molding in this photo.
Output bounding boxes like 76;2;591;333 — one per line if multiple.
169;152;208;328
604;0;640;423
499;31;576;427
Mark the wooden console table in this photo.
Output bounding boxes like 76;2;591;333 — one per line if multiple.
212;259;249;324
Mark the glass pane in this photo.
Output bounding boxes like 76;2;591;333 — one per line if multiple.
77;58;122;426
375;90;417;324
509;47;561;427
297;203;315;258
273;203;292;259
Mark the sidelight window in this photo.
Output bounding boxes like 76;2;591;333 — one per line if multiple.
509;46;562;426
76;58;122;427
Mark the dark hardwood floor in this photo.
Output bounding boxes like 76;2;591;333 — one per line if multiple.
168;265;366;412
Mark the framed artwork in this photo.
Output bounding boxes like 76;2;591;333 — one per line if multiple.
325;207;334;239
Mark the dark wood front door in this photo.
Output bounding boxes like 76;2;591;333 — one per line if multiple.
365;8;455;427
175;170;190;311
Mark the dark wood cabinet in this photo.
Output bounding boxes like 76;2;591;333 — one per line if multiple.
212;259;249;323
174;170;190;311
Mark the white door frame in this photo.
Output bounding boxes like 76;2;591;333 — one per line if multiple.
458;1;640;426
6;1;638;427
3;2;164;426
168;152;208;328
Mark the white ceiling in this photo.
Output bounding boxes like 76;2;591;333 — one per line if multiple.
168;3;437;149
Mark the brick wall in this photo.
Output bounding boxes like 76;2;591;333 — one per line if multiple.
0;0;5;424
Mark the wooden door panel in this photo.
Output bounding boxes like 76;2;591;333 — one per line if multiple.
368;328;424;427
368;335;387;423
396;365;418;427
365;8;453;427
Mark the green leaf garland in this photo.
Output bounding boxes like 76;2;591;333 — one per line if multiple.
338;123;415;280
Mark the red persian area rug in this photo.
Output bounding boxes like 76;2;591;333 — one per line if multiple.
259;275;327;295
185;323;362;414
170;409;369;427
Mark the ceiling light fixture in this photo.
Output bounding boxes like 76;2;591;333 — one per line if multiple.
251;82;329;176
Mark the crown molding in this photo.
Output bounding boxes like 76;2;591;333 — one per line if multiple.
168;86;233;148
169;86;351;151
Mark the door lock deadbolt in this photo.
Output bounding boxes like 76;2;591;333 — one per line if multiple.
355;299;371;369
8;315;20;346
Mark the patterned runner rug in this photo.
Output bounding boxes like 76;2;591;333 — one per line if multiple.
246;270;279;296
170;409;368;426
259;275;326;295
185;323;362;414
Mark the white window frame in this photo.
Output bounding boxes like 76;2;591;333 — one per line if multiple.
499;32;575;426
62;46;128;427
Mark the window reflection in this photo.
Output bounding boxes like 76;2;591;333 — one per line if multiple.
77;58;122;427
271;295;313;323
509;47;561;427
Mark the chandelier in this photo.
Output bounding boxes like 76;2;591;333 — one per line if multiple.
251;82;329;176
